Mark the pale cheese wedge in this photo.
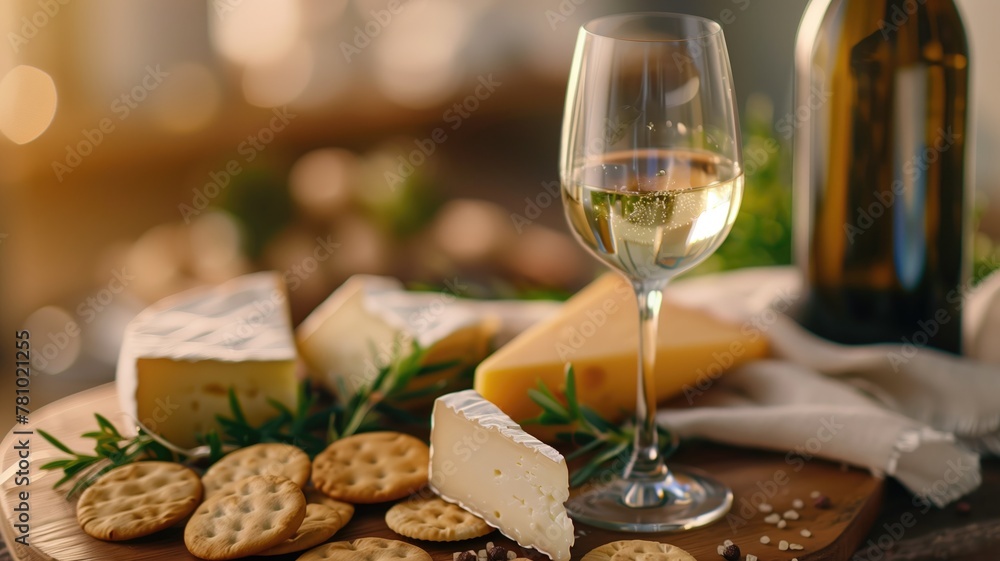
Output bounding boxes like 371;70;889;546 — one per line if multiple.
296;275;497;401
430;390;573;561
475;274;769;432
116;272;298;448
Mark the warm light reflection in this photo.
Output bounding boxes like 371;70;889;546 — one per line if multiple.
289;148;357;216
290;34;352;109
151;63;221;133
24;306;81;375
504;226;584;287
327;216;390;275
189;211;249;282
243;41;314;108
124;223;186;302
302;0;349;27
431;199;511;263
373;0;468;108
0;65;57;144
210;0;301;66
685;188;731;246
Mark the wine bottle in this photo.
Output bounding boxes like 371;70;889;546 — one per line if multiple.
793;0;971;354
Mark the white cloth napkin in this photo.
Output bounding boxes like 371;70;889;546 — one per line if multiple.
656;267;1000;507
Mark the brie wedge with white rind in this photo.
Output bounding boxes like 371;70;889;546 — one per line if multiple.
296;274;497;399
429;390;574;561
116;272;298;448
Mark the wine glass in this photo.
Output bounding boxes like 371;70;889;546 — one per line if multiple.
559;12;742;531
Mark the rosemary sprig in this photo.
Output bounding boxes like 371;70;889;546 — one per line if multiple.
203;340;456;458
41;340;460;493
200;381;339;461
330;339;457;439
522;365;676;487
38;414;176;498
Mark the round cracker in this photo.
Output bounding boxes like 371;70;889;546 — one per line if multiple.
581;540;697;561
77;461;202;541
385;496;493;542
258;503;347;556
184;475;306;560
305;488;356;526
202;443;311;497
311;432;428;504
297;537;432;561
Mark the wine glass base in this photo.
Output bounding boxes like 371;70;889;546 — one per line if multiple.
566;465;733;532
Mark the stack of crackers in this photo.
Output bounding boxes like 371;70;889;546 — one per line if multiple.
73;431;492;560
72;430;701;561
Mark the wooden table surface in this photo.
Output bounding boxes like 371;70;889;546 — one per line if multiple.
2;384;997;560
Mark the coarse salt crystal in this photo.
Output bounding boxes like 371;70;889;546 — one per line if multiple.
764;513;781;524
717;545;726;555
746;555;757;561
758;503;773;513
778;541;789;551
723;539;733;547
790;544;804;551
792;499;804;509
507;552;516;560
783;510;800;520
759;536;770;545
810;491;821;499
777;520;787;529
801;529;812;538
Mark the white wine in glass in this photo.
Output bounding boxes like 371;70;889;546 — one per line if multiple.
560;13;742;531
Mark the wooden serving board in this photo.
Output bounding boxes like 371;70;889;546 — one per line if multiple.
1;384;883;560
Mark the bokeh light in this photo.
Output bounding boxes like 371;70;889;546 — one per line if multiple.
24;306;81;375
210;0;301;66
0;65;57;145
373;0;469;108
289;148;359;217
242;40;315;108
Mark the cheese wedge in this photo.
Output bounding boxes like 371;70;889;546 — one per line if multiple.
116;272;298;448
475;274;768;431
429;390;573;561
296;275;497;400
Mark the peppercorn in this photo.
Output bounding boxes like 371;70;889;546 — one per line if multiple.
813;495;831;509
487;545;509;561
458;551;477;561
956;501;971;516
721;544;740;561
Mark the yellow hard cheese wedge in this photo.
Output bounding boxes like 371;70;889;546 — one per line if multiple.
474;274;768;430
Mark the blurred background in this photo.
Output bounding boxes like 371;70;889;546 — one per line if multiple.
2;0;999;431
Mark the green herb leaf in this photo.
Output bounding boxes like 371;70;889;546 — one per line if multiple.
520;364;675;488
39;415;180;498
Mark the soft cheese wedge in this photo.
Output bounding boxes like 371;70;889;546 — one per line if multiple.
430;390;573;561
116;272;298;448
297;275;496;401
475;274;769;432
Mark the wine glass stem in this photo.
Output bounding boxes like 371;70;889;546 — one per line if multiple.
621;280;670;507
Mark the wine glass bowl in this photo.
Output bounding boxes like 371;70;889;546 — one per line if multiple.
559;12;742;532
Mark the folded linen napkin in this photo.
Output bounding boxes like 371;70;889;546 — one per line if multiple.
657;266;1000;507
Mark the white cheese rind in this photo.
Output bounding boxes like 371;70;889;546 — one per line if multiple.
116;272;298;447
296;274;496;396
429;390;574;561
